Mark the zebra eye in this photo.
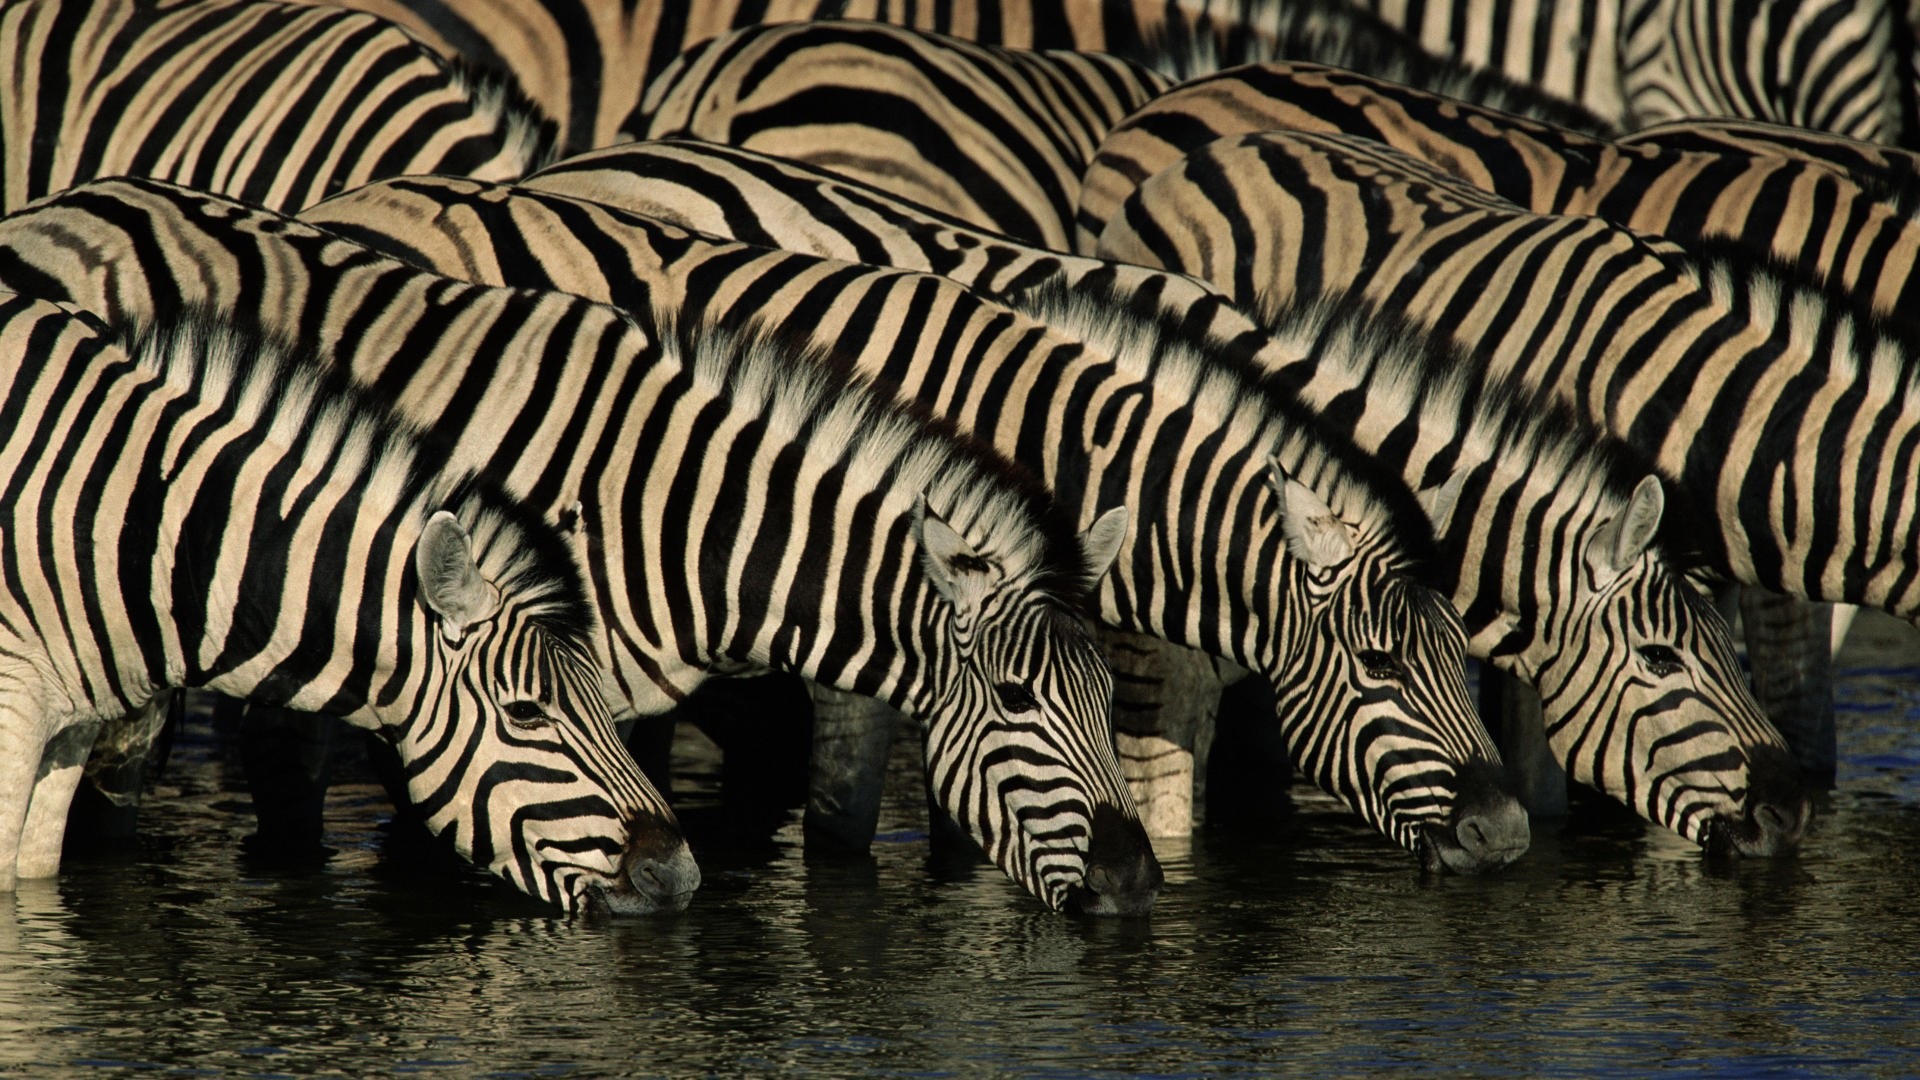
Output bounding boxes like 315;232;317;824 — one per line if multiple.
503;700;553;729
1356;650;1402;680
995;682;1039;714
1637;645;1685;677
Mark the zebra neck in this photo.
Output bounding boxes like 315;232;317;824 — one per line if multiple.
154;434;435;725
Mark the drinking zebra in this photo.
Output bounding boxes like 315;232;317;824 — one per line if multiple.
1095;126;1920;790
0;176;1159;914
510;138;1804;855
1070;59;1920;754
0;289;693;911
309;173;1530;871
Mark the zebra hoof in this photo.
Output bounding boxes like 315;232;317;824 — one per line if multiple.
1419;763;1531;874
1063;804;1163;916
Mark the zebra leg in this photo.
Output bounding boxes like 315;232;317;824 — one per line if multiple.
17;719;102;879
1205;672;1296;829
1479;665;1569;816
687;672;813;835
1104;630;1225;838
69;691;178;843
240;704;340;858
804;683;902;853
1739;589;1838;789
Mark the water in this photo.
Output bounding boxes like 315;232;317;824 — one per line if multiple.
5;617;1919;1077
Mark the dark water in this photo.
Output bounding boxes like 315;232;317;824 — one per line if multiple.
6;618;1920;1077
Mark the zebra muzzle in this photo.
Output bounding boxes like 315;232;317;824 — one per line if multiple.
1703;745;1812;858
1063;803;1163;917
595;822;701;914
1418;762;1531;875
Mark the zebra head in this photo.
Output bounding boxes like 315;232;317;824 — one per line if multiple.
1497;475;1809;856
398;506;698;914
911;497;1162;916
1261;464;1528;874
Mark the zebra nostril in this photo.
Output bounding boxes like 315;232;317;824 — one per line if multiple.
1087;865;1118;896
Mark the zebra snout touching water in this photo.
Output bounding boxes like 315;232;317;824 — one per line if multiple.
1085;130;1815;859
0;295;691;911
0;177;1154;915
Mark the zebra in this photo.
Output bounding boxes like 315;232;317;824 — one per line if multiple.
1095;126;1920;788
293;171;1534;872
1073;60;1920;324
1346;0;1914;142
510;137;1805;854
0;0;557;216
286;0;1607;154
634;19;1172;251
1614;117;1920;208
0;289;694;911
0;176;1161;915
1069;58;1920;752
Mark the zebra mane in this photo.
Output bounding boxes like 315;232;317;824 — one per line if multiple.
659;308;1096;605
1265;288;1715;570
1004;276;1439;572
1136;0;1616;135
115;307;599;653
441;54;564;173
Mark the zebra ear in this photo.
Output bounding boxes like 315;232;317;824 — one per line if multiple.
1587;474;1665;578
416;510;502;641
915;495;997;611
1268;459;1355;570
1416;469;1470;532
1078;506;1129;584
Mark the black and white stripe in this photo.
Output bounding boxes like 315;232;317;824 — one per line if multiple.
0;176;1157;914
634;19;1172;250
0;0;555;215
1350;0;1912;142
0;290;690;911
1074;60;1920;321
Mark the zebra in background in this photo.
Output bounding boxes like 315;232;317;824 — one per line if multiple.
512;138;1804;854
0;177;1160;915
0;0;557;215
635;19;1171;251
1073;61;1920;320
1346;0;1914;142
1615;118;1920;207
0;290;694;911
285;0;1608;154
1095;127;1920;787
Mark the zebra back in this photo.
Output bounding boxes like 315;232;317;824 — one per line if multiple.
1075;61;1920;323
0;0;556;215
299;171;1527;871
0;289;690;910
1351;0;1910;142
0;176;1157;914
636;19;1171;249
516;137;1804;851
1101;127;1920;625
1616;117;1920;208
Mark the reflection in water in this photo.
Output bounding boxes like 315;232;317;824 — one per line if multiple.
4;616;1918;1075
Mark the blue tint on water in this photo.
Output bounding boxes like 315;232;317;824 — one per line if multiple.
4;617;1920;1076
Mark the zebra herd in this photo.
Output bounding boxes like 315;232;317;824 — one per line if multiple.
0;0;1913;917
